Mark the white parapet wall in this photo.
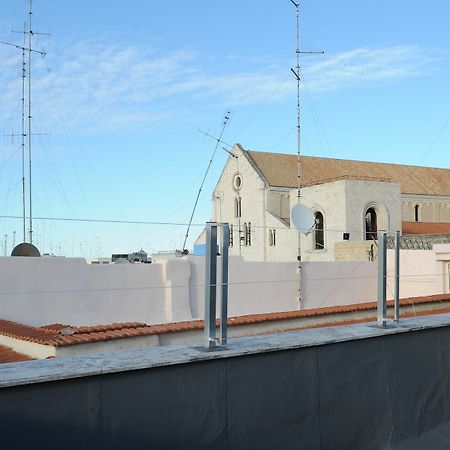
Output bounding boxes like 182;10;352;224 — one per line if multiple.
0;257;190;327
0;248;447;328
387;244;450;299
301;261;378;309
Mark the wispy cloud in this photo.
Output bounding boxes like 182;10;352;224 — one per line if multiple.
304;45;443;92
0;41;443;133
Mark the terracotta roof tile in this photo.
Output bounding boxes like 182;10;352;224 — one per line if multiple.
1;294;449;348
0;344;33;364
246;150;450;196
402;222;450;235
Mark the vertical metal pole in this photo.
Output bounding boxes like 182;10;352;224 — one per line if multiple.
394;230;400;323
220;224;230;346
377;231;387;327
204;223;217;349
28;0;33;244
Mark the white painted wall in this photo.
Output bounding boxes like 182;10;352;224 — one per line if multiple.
0;247;448;328
0;257;191;327
301;261;377;309
386;246;449;299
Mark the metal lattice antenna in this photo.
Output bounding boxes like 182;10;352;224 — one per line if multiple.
289;0;323;304
1;0;49;244
182;111;231;254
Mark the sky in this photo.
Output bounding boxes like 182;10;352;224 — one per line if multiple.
0;0;449;257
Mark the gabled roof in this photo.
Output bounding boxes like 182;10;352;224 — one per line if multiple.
245;150;450;196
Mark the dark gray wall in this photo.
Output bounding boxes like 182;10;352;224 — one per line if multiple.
1;327;450;450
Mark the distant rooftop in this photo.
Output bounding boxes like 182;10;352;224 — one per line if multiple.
246;149;450;195
0;344;32;364
402;221;450;235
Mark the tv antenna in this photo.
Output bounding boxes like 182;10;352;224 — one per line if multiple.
198;129;233;150
1;0;49;245
289;0;324;305
182;111;231;254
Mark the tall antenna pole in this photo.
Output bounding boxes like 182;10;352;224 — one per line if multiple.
2;1;48;246
291;0;303;307
28;0;33;244
21;24;27;243
290;0;323;306
182;111;231;254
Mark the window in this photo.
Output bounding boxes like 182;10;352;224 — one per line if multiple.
365;208;377;240
269;229;276;246
245;222;252;246
234;197;242;218
314;212;324;250
415;204;419;222
229;225;234;247
233;173;242;192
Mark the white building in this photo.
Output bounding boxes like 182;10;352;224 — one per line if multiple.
202;144;450;262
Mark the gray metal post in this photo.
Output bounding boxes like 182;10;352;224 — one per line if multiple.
394;230;400;323
204;223;217;349
220;224;230;346
377;231;387;327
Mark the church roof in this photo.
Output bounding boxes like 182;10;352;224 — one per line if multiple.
246;150;450;196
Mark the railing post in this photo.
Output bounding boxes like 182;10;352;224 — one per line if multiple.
220;224;230;346
377;230;387;328
204;222;229;350
204;223;217;349
394;230;400;323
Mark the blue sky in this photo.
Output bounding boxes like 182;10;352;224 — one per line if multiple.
0;0;449;257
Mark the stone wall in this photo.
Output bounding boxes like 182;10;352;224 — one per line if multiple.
335;241;377;261
402;195;450;222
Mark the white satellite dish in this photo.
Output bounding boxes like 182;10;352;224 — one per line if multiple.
290;204;315;234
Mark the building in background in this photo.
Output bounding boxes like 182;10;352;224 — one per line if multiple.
199;144;450;262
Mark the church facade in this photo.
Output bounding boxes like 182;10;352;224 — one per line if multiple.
204;144;450;262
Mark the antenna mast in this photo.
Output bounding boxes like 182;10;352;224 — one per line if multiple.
291;1;302;265
21;24;27;242
182;111;231;254
1;0;48;245
290;0;323;305
28;0;33;243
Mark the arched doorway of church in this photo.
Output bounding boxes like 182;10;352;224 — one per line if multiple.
365;207;377;240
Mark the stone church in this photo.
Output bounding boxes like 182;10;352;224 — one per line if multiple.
201;144;450;262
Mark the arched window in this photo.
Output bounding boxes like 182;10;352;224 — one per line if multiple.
414;204;419;222
365;208;377;240
234;197;242;218
314;211;324;249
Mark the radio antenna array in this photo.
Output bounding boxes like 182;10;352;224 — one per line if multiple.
182;111;231;254
1;0;49;244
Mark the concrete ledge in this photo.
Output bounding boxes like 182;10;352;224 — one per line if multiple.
2;312;450;388
3;313;450;449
